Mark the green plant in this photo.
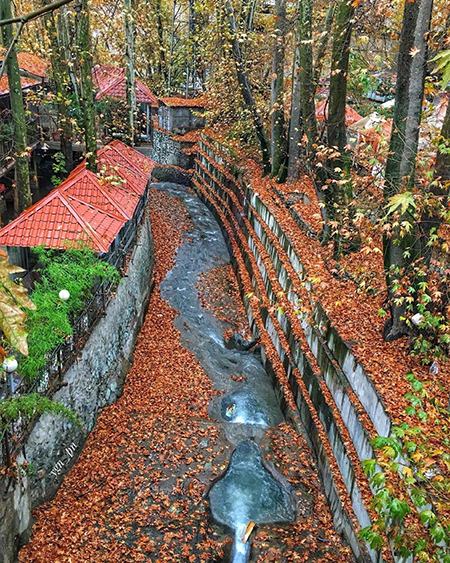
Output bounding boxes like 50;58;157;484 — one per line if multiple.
19;247;118;380
360;373;449;561
0;393;80;433
51;152;67;186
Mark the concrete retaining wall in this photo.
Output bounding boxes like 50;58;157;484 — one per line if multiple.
0;214;154;563
192;136;394;563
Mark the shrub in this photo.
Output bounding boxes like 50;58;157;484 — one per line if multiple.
19;247;119;380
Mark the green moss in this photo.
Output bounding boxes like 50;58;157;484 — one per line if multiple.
0;393;80;432
20;247;119;380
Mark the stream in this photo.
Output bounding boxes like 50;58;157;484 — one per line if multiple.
20;180;351;562
157;183;296;559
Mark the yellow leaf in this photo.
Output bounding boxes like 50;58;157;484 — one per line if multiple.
0;249;35;356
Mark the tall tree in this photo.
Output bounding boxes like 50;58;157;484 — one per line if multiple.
288;0;319;179
0;0;32;213
124;0;137;144
314;2;335;87
270;0;287;179
185;0;197;95
154;0;167;88
326;0;354;154
76;0;96;171
225;0;270;174
383;0;434;340
322;0;354;242
297;0;317;153
43;1;74;172
287;43;303;180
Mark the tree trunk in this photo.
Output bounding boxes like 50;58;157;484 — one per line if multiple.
225;0;270;174
270;0;287;179
0;0;32;214
76;0;96;171
124;0;137;144
322;0;354;239
43;2;73;172
167;0;177;94
287;44;303;180
314;2;335;87
155;0;167;86
298;0;317;152
383;0;434;341
59;6;80;105
185;0;197;95
327;0;353;153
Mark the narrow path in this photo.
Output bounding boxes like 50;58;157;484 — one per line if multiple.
20;184;352;562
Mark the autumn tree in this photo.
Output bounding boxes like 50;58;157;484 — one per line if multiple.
0;0;32;213
124;0;137;144
43;0;74;172
383;0;434;340
75;0;97;171
224;0;270;174
287;40;303;180
419;96;449;264
270;0;287;179
314;2;335;87
326;0;354;155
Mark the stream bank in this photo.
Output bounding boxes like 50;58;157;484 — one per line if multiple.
20;184;352;561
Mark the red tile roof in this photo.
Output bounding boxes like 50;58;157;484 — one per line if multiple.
0;75;41;96
93;65;159;107
0;141;155;252
315;99;363;126
0;49;48;79
160;96;206;108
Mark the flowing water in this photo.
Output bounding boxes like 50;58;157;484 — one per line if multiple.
157;183;295;560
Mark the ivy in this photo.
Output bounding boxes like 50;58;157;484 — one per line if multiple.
51;152;67;186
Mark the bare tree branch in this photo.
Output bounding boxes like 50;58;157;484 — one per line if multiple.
0;21;23;79
0;0;74;27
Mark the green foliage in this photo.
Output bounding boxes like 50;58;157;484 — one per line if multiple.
360;373;449;560
51;152;67;186
431;50;450;88
19;248;118;380
386;191;416;216
347;51;379;113
0;119;13;143
0;393;80;432
96;97;132;143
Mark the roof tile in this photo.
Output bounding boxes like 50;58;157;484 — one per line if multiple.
0;142;155;252
93;65;159;107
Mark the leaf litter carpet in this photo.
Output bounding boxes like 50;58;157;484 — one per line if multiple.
20;188;352;562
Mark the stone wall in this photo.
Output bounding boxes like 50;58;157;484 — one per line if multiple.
151;129;193;169
192;135;396;563
0;214;154;563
